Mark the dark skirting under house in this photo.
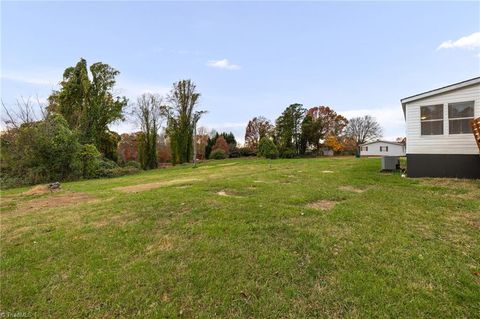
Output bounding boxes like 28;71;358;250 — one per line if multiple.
407;154;480;179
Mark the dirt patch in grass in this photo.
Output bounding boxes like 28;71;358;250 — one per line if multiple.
217;190;231;197
17;192;95;212
23;185;52;196
339;186;366;193
307;200;338;211
114;178;201;193
175;185;191;189
216;190;244;198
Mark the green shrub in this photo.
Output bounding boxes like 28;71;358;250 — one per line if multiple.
0;173;27;189
279;148;296;159
258;137;279;159
125;161;142;169
209;149;227;160
96;166;140;178
0;113;82;186
80;144;101;179
228;146;241;158
97;158;118;170
94;158;119;178
239;147;257;157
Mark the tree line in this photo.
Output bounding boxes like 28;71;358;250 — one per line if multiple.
243;104;383;159
0;58;383;188
1;58;205;187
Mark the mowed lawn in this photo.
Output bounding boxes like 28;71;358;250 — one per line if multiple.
1;157;479;318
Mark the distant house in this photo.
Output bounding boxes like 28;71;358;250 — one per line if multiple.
400;77;480;178
320;147;334;156
360;140;406;157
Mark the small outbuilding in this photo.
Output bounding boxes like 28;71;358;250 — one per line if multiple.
401;77;480;178
360;140;406;157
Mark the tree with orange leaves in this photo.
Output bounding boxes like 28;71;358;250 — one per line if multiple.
302;106;348;152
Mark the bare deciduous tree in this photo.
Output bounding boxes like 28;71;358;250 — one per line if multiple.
244;116;274;149
345;115;383;147
1;96;47;129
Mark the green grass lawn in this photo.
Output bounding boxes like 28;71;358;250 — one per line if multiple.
1;157;479;318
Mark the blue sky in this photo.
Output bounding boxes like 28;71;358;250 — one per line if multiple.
1;1;479;143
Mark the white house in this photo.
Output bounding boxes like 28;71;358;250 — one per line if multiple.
400;77;480;178
360;140;406;157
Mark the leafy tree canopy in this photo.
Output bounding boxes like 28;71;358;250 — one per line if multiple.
275;104;306;155
166;79;205;164
48;58;128;159
244;116;274;150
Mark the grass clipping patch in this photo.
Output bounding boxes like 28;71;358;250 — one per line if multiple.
307;200;338;211
339;185;366;193
17;192;95;212
114;178;201;193
23;185;52;196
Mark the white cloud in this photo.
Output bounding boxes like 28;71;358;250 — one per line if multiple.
438;32;480;50
206;59;241;70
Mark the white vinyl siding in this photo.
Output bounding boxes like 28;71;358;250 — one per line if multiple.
405;83;480;155
360;142;405;156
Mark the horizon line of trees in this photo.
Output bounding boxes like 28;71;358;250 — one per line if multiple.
244;104;384;159
1;57;386;188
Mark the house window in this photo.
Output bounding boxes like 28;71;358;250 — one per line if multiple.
448;101;474;134
421;104;443;135
379;146;388;152
362;146;368;151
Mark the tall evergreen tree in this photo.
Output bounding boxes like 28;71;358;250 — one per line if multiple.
275;103;306;155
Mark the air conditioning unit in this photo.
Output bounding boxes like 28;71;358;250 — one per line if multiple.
381;156;400;171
